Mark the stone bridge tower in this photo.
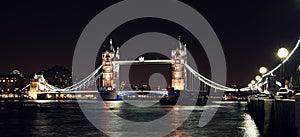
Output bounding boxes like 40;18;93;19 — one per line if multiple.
171;41;187;90
29;74;47;99
101;39;120;91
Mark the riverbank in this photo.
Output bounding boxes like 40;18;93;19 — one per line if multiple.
247;94;300;137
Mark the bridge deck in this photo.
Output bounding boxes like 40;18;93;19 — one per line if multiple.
35;90;169;94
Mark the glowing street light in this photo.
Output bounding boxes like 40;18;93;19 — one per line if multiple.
258;66;268;92
277;47;289;87
259;66;268;75
277;47;289;59
255;75;262;81
251;80;256;85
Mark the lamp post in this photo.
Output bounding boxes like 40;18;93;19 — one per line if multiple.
259;66;268;75
277;47;289;87
251;80;256;87
259;66;268;92
255;75;262;81
251;80;256;85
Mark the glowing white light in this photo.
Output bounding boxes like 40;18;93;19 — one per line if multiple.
259;66;268;74
255;75;261;81
277;47;289;59
251;80;256;85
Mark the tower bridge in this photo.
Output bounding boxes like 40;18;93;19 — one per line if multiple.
19;38;300;100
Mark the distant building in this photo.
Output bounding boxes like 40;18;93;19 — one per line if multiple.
41;66;72;88
0;70;26;93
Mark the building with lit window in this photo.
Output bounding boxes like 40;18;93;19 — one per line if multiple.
41;66;72;89
0;70;26;95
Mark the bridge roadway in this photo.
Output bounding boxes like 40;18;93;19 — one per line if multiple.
112;60;172;65
35;90;169;95
34;90;206;97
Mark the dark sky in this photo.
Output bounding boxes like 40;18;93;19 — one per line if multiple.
0;0;300;87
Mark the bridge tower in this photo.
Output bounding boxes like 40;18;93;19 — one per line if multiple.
171;41;187;90
102;50;114;91
29;74;47;99
101;39;120;91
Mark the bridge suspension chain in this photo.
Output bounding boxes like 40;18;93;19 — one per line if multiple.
65;72;103;91
62;65;103;91
185;64;237;91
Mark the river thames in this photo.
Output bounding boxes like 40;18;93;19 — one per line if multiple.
0;100;260;137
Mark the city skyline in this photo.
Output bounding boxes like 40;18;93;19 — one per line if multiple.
0;0;300;87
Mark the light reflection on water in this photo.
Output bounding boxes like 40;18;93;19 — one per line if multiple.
241;114;261;137
0;100;260;137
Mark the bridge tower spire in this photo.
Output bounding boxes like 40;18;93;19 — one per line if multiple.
171;40;187;90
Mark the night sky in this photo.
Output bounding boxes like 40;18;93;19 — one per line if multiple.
0;0;300;87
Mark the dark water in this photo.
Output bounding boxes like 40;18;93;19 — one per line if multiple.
0;100;260;137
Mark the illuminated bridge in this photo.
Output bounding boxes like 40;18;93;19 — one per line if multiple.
19;38;300;100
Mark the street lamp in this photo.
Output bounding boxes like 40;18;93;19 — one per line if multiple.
259;66;268;92
251;80;256;85
277;47;289;87
277;47;289;59
255;75;262;81
259;66;268;75
250;80;256;91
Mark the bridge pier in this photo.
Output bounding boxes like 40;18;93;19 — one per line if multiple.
99;90;120;101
